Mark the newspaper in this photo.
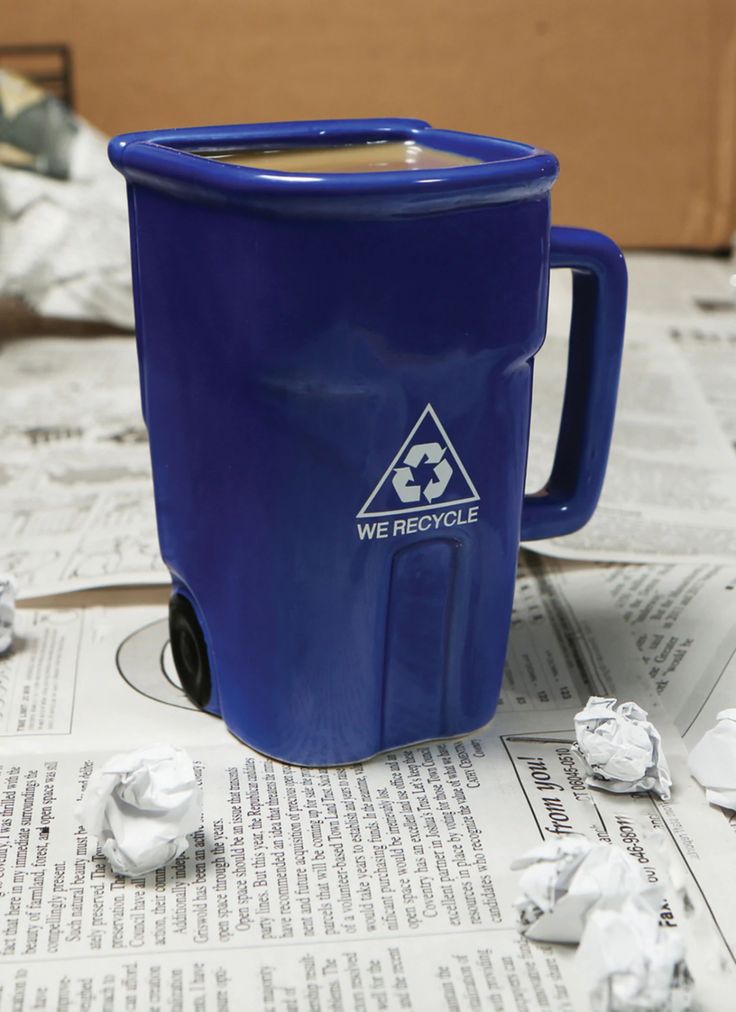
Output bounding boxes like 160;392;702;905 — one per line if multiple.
1;556;735;1009
0;337;167;597
566;559;736;750
618;251;735;317
525;310;736;563
666;313;736;449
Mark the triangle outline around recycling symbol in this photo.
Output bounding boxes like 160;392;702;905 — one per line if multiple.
356;403;481;519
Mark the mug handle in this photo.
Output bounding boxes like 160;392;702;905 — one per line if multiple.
521;225;627;541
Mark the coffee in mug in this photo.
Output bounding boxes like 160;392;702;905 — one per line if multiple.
197;140;482;173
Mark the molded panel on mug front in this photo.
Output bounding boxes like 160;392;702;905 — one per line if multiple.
381;539;460;749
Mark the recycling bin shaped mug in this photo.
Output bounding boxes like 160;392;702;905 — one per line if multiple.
109;118;627;767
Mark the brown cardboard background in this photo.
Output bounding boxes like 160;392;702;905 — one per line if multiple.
3;0;736;248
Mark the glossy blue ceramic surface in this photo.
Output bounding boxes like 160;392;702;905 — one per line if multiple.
110;118;627;766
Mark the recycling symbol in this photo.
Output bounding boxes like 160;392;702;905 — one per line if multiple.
356;403;480;519
392;442;453;505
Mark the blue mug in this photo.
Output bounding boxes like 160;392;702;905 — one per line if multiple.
109;118;626;766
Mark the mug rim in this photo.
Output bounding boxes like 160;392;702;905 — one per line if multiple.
109;118;559;215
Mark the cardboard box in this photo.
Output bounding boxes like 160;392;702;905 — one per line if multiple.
3;0;736;249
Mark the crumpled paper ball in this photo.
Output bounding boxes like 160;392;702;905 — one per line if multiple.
688;710;736;811
574;696;672;800
576;894;694;1012
511;835;662;943
0;573;16;654
77;743;201;877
